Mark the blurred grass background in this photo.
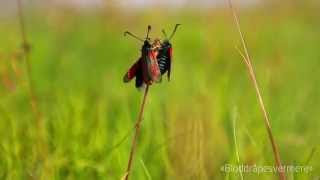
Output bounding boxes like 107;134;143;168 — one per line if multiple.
0;0;319;179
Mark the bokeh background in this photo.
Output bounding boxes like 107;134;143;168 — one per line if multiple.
0;0;319;179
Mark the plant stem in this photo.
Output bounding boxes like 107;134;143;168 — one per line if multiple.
16;0;47;160
232;107;244;180
125;85;150;180
17;0;41;123
227;0;286;179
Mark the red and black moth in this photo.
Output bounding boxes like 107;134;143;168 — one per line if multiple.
123;24;181;89
122;25;181;180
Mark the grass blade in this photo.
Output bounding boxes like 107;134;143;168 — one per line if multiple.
140;159;152;180
232;107;244;180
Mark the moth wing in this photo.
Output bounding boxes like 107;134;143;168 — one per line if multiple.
123;58;142;83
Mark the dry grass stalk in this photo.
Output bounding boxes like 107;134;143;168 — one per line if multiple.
16;0;48;162
227;0;286;179
124;85;150;180
17;0;40;118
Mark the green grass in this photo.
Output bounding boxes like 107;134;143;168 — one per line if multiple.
0;6;319;180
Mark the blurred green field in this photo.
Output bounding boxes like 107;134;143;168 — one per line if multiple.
0;4;319;180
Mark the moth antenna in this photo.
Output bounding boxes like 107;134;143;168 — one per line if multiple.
169;24;181;40
162;29;168;39
124;31;144;42
146;25;151;40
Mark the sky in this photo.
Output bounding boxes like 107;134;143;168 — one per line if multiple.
0;0;262;16
116;0;260;8
0;0;261;8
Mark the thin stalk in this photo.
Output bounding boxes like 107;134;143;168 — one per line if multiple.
140;159;152;180
124;85;150;180
17;0;39;116
304;147;317;165
16;0;47;159
227;0;286;179
232;107;244;180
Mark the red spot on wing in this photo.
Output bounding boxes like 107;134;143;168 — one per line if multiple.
168;47;173;81
169;47;173;59
142;50;161;84
149;51;161;80
126;58;141;80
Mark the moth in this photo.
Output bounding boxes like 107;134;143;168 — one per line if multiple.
123;24;181;89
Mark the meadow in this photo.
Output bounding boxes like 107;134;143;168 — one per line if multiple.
0;3;319;180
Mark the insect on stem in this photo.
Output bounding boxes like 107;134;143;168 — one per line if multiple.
124;85;150;180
